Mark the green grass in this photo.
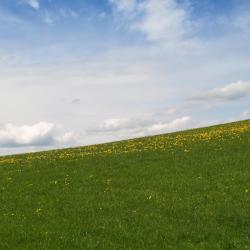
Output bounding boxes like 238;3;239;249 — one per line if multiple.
0;120;249;250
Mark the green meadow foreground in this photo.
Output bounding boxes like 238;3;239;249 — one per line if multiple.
0;120;249;249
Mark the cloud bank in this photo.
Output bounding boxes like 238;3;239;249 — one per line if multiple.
191;81;250;101
88;116;194;138
0;122;78;148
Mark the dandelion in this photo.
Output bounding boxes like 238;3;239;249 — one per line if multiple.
35;208;42;216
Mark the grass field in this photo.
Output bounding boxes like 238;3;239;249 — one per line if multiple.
0;120;249;249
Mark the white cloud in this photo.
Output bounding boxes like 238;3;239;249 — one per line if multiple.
88;118;151;134
110;0;193;47
134;0;191;44
0;122;78;148
24;0;40;10
149;116;192;132
87;116;194;138
191;81;250;101
56;131;79;145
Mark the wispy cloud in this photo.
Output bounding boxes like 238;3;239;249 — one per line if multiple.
59;8;79;19
22;1;80;24
42;10;55;25
109;0;137;12
134;0;192;45
110;0;194;47
23;0;40;10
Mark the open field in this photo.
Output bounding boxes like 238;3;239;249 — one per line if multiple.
0;120;249;249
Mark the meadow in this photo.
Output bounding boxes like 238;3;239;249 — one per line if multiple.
0;120;249;249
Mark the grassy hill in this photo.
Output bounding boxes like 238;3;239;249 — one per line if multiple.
0;120;249;250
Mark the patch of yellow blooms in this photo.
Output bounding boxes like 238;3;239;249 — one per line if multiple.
0;121;249;165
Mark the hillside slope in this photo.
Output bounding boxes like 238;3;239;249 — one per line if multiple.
0;120;249;249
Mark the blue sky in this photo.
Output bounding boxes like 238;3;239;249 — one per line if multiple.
0;0;249;155
0;0;246;57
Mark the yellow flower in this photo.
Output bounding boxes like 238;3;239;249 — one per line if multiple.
35;208;42;215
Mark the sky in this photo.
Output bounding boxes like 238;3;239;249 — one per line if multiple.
0;0;249;155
